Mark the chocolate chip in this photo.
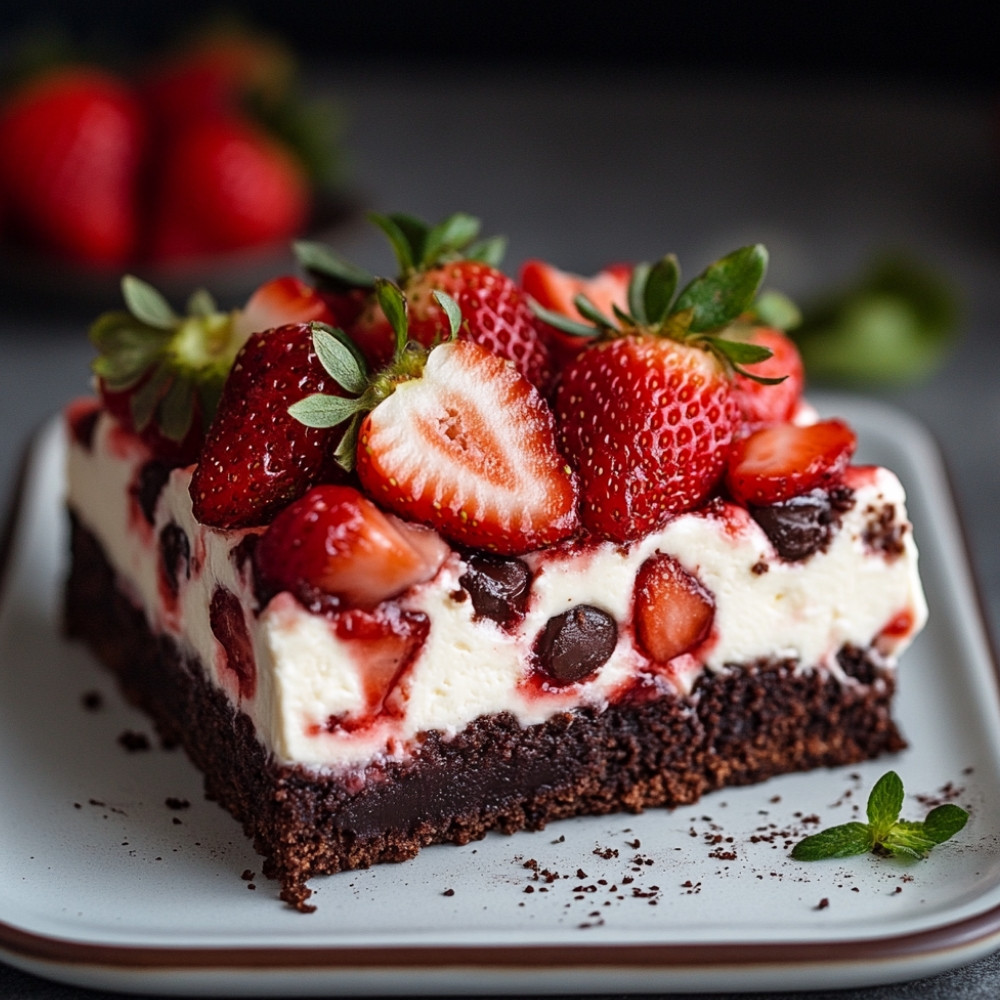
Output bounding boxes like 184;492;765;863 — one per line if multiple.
459;553;531;627
132;460;171;525
159;521;191;596
534;605;617;683
750;488;852;561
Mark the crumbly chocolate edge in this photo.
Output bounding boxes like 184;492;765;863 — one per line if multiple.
63;513;906;911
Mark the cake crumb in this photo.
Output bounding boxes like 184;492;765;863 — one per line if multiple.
442;888;456;897
815;898;830;910
118;730;151;752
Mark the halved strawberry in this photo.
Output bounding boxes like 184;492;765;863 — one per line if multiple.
289;282;580;555
295;212;552;390
520;258;632;370
725;419;857;506
633;554;715;663
728;326;805;427
189;322;353;528
255;484;449;608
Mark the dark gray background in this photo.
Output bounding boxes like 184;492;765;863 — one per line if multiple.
2;3;999;997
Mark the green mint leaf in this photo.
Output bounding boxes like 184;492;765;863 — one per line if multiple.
312;326;368;395
924;804;970;844
880;819;938;858
867;770;905;840
791;822;871;860
674;244;768;333
293;241;376;290
122;275;178;331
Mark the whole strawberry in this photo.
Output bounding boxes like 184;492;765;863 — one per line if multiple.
549;247;781;543
189;321;353;528
0;67;145;265
90;274;335;466
295;212;553;390
289;281;579;555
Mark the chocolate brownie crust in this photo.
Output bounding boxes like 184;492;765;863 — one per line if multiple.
64;515;905;910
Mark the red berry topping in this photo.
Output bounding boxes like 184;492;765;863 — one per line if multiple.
633;554;715;663
729;326;805;427
209;586;256;700
725;419;857;506
235;275;336;339
190;323;350;528
255;485;449;609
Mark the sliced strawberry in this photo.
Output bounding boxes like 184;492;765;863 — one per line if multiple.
356;338;578;554
235;275;336;339
521;258;632;370
0;67;146;265
725;419;857;506
147;116;308;259
255;484;449;608
633;554;715;663
728;326;805;427
209;586;256;699
189;322;350;528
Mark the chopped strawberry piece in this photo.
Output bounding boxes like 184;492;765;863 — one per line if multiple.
355;339;579;555
209;586;256;699
726;419;857;506
729;327;805;427
255;485;449;608
633;554;715;663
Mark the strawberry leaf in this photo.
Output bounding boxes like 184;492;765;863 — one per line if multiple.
293;240;377;290
433;290;463;339
752;289;801;330
311;325;368;395
643;255;680;325
376;279;410;355
288;392;364;429
674;244;768;333
526;297;598;338
122;275;178;331
423;212;480;264
790;822;871;860
186;288;217;319
160;377;195;443
573;293;615;330
369;213;419;273
465;234;507;267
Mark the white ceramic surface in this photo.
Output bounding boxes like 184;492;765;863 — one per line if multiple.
1;396;998;996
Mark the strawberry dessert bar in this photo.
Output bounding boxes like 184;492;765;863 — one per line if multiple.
64;214;927;909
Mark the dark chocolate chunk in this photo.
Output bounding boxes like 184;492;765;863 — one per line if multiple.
534;605;617;683
132;460;171;526
460;553;531;627
159;521;191;596
750;488;852;561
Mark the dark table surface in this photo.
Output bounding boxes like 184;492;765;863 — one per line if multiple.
1;65;998;998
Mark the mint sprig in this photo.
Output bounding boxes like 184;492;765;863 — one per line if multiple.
791;771;969;862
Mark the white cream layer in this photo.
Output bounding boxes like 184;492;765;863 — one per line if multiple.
66;409;927;771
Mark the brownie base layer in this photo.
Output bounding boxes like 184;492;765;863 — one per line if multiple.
64;515;906;911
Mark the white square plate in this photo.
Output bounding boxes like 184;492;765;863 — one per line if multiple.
2;396;999;996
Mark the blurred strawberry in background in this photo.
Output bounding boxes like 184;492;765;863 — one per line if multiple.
0;18;344;270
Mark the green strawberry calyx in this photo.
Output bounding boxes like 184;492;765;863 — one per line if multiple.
293;210;506;292
90;275;249;443
287;279;463;470
530;244;787;383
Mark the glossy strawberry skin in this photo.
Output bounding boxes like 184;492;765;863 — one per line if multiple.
236;275;336;339
255;484;449;609
725;419;857;506
729;327;805;428
520;259;632;372
554;336;741;543
350;261;552;390
355;339;578;555
189;323;348;528
147;116;307;259
0;68;145;265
